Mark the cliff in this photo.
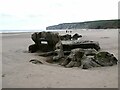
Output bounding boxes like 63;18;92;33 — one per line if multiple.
46;19;120;30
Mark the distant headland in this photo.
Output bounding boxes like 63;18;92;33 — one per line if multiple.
46;19;120;30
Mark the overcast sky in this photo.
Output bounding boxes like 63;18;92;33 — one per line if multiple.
0;0;119;30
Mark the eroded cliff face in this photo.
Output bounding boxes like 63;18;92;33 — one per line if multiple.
46;19;120;30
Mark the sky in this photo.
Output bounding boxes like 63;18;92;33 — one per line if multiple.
0;0;119;30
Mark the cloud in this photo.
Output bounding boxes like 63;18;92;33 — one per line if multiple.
28;14;44;18
0;0;119;30
0;13;13;17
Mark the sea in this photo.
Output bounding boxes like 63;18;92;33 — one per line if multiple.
0;30;44;33
0;29;67;33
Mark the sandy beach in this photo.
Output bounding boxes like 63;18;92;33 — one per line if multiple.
2;29;118;88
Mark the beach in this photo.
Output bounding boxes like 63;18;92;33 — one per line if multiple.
2;29;118;88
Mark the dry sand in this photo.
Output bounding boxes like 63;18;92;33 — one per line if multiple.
2;29;118;88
